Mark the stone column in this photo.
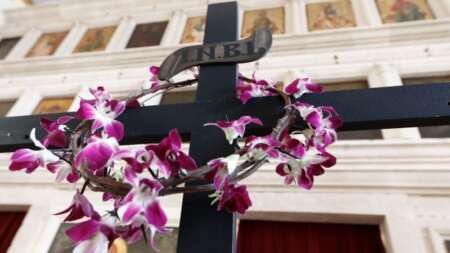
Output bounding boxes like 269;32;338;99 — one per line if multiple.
428;0;450;18
105;16;134;52
287;0;304;34
161;10;184;46
6;88;41;116
358;0;383;27
297;0;308;34
445;0;450;16
53;22;87;56
368;64;421;140
5;28;41;60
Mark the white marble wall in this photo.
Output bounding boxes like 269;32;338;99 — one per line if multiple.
0;0;450;253
0;0;23;26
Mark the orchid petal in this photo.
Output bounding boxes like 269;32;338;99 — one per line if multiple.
105;120;124;141
121;202;141;223
73;232;109;253
30;128;45;149
66;219;100;242
145;201;167;228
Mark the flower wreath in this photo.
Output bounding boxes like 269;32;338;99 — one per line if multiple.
8;66;342;252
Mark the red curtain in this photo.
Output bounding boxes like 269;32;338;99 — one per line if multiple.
0;211;26;253
237;220;386;253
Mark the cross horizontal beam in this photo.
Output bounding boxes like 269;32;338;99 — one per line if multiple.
0;83;449;152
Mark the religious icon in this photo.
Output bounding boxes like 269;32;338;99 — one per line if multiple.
241;7;285;38
32;97;73;114
306;0;357;31
376;0;434;23
0;100;15;117
126;21;168;48
26;31;68;58
180;16;206;44
73;26;117;53
0;37;21;60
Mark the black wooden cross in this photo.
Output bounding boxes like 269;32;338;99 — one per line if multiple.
0;2;450;253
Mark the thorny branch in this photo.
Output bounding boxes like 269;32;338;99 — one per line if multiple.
65;75;298;198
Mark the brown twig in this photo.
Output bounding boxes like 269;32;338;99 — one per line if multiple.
125;78;198;103
159;184;215;196
68;74;298;198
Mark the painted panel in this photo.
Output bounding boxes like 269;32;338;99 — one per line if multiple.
376;0;434;23
306;0;357;31
241;7;285;38
180;16;206;44
126;21;168;48
32;97;73;115
26;31;68;58
0;37;21;60
0;100;15;117
73;26;117;53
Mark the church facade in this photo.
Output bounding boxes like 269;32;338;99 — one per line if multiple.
0;0;450;252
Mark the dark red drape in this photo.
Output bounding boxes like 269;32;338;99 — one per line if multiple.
0;211;26;253
237;220;386;253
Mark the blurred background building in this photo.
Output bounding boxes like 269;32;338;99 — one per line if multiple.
0;0;449;252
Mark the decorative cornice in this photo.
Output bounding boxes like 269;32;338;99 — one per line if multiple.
0;19;449;79
2;0;208;27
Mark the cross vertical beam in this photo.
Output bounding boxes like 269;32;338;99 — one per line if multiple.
176;2;238;253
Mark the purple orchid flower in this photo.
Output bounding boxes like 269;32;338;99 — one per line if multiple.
89;86;112;102
236;74;276;103
74;136;128;175
76;87;126;141
279;131;306;158
115;226;143;245
14;128;79;183
284;75;323;98
118;176;169;248
123;147;151;173
317;106;343;135
54;191;99;221
207;154;240;188
146;129;197;178
47;162;80;183
66;216;118;253
292;102;322;128
292;103;342;151
215;180;252;214
149;66;162;89
40;116;73;148
276;150;336;189
9;148;61;174
205;116;263;144
76;87;112;110
312;106;342;151
9;129;62;174
313;127;338;152
245;135;281;160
